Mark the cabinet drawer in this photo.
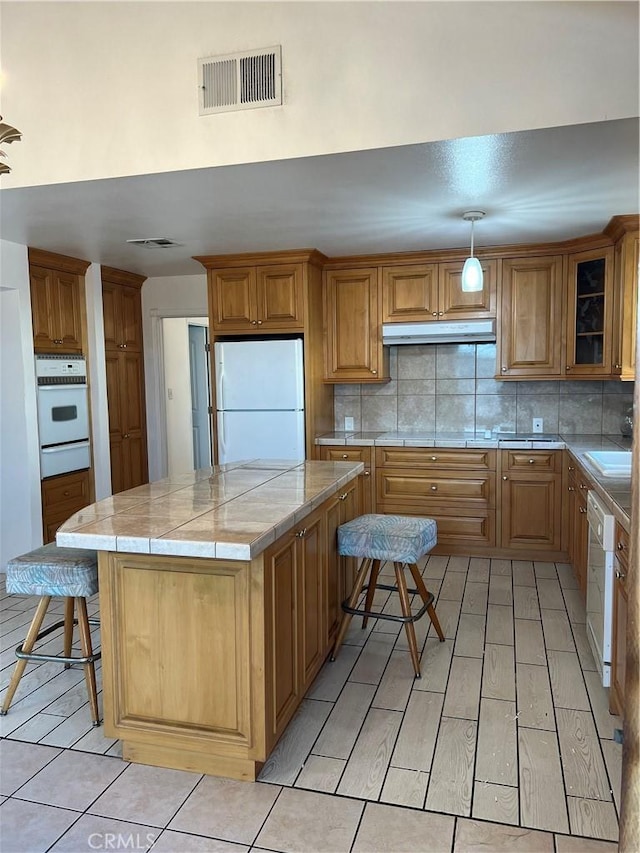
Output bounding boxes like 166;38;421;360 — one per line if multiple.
377;469;495;508
42;470;90;513
377;504;496;547
376;447;495;470
505;450;561;472
615;523;630;572
320;447;371;465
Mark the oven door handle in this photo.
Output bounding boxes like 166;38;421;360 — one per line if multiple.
38;384;88;391
41;440;90;453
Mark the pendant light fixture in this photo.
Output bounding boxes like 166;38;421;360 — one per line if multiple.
461;211;485;292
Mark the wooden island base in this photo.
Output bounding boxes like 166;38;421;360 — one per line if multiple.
96;476;360;781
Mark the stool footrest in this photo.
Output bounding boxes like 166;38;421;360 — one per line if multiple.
341;582;435;625
14;618;102;667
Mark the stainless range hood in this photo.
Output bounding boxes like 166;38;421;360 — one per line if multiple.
382;319;496;345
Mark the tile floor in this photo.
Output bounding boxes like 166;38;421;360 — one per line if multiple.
0;556;624;853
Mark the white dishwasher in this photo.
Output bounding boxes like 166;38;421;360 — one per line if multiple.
586;490;616;687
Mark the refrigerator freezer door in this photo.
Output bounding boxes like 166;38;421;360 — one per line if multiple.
215;339;304;411
217;410;305;463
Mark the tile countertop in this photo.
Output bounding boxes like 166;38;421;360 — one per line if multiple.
316;431;633;531
56;459;364;560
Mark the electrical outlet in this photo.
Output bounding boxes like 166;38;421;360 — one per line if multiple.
344;416;355;431
532;417;543;433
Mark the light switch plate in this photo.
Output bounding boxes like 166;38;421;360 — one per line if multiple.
532;418;543;433
344;416;355;431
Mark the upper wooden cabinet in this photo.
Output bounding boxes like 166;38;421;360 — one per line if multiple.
102;271;145;353
498;255;564;378
565;246;614;377
323;267;390;383
381;260;497;323
608;217;640;381
29;249;89;353
208;263;304;332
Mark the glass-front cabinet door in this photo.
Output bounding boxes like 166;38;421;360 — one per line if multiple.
566;246;614;376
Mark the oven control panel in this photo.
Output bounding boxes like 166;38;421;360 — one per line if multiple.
35;355;87;385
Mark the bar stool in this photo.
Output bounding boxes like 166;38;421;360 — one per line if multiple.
1;543;101;726
331;514;444;677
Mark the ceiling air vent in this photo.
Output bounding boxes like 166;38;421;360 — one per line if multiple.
198;46;282;115
126;238;182;249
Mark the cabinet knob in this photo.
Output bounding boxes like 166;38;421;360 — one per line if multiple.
123;343;127;348
295;527;307;538
371;369;377;375
501;366;507;373
364;470;370;476
579;483;587;490
502;475;508;481
432;312;438;317
431;485;437;491
579;506;587;513
615;364;622;370
528;459;535;464
431;455;437;461
251;320;257;325
342;454;348;459
123;433;129;439
568;486;575;491
438;312;444;316
616;569;626;580
568;466;575;471
566;365;572;372
617;542;625;551
257;320;263;325
338;492;348;501
63;490;70;496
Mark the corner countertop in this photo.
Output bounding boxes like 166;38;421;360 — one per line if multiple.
56;459;364;560
316;431;633;530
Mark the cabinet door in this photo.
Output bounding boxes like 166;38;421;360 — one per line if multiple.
319;446;374;513
324;494;342;644
30;267;57;350
501;473;562;551
324;268;387;382
102;282;121;353
41;470;91;543
210;268;256;331
119;353;148;491
438;259;497;319
566;247;614;376
381;264;438;322
119;286;143;351
256;264;304;330
55;271;83;352
298;511;325;688
613;232;639;380
610;570;628;717
499;256;564;377
340;480;360;601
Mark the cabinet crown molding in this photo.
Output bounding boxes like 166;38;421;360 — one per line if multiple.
194;248;328;269
28;247;90;275
101;266;147;289
603;214;640;242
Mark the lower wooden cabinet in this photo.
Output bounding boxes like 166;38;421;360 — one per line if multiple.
106;351;148;493
566;457;590;594
609;523;629;716
41;470;91;543
317;445;374;514
499;450;563;552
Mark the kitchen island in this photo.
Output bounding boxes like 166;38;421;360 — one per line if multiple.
57;459;363;780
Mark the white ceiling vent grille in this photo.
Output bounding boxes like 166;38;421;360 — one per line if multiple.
198;46;282;115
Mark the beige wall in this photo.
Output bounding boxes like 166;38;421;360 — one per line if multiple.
2;1;638;188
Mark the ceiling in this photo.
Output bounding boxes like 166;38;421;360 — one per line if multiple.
1;117;638;279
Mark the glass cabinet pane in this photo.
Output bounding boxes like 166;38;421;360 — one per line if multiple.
572;256;607;367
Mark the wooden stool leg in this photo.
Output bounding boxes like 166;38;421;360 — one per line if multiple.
408;563;445;642
63;597;75;669
362;559;381;629
76;597;101;727
331;558;372;662
394;563;421;678
1;596;51;715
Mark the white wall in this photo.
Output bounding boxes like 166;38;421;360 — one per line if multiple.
163;318;196;477
84;264;111;500
2;1;638;188
0;241;42;568
141;274;208;481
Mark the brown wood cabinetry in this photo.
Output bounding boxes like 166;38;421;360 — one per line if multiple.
324;478;360;643
323;267;389;382
608;217;640;380
41;469;91;544
566;457;590;594
375;447;497;551
101;267;148;494
208;264;305;333
610;522;629;716
318;445;374;514
498;255;564;378
29;249;89;354
566;247;614;376
500;450;563;552
382;260;497;323
99;475;360;780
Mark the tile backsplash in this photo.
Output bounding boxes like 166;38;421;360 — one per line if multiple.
333;344;634;435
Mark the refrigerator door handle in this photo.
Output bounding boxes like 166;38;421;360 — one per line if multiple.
218;414;226;459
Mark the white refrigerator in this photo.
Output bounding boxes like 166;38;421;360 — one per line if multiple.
214;338;306;463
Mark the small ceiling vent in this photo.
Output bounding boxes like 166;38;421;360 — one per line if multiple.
126;238;182;249
198;46;282;115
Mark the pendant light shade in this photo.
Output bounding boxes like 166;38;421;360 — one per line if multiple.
461;211;485;292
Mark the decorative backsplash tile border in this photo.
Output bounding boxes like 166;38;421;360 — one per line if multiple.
333;344;634;436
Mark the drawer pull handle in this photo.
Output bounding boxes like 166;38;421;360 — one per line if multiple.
501;366;507;373
528;459;535;464
580;483;587;490
568;486;575;491
431;485;437;491
568;466;575;471
579;507;587;514
616;569;626;580
371;369;377;375
338;492;348;501
63;490;70;496
364;470;370;476
431;455;437;461
342;454;348;459
502;475;508;481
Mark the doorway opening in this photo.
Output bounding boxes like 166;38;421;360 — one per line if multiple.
162;317;212;475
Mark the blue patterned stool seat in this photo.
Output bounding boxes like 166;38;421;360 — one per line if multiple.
6;543;98;597
1;543;101;726
338;514;437;564
332;514;443;678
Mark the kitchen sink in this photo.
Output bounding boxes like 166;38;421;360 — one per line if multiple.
584;450;632;477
